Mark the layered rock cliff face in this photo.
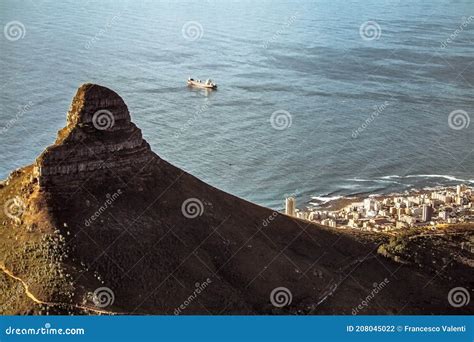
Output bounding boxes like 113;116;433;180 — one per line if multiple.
33;84;153;189
0;84;471;315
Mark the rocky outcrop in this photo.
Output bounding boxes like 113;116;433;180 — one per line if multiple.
33;84;153;189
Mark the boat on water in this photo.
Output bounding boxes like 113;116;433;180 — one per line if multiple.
187;78;217;89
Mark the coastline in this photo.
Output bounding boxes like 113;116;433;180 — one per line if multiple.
292;183;474;232
307;185;465;212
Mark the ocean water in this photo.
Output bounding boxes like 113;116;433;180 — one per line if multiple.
0;0;473;210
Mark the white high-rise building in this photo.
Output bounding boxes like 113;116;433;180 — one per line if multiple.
285;197;296;217
457;184;466;196
364;198;378;212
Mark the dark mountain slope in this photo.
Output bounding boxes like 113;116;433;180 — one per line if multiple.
0;84;470;315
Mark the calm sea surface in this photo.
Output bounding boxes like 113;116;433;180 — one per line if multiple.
1;0;473;209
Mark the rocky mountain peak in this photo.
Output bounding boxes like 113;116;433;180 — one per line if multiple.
64;83;131;131
33;84;153;189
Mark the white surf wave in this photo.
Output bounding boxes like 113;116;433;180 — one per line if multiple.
380;175;401;179
346;178;400;185
405;174;467;182
311;195;343;203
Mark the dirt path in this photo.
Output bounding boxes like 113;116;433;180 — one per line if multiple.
0;263;118;315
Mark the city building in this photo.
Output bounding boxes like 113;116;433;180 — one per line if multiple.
321;218;337;228
292;185;473;231
285;197;296;217
422;204;433;222
439;211;449;220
